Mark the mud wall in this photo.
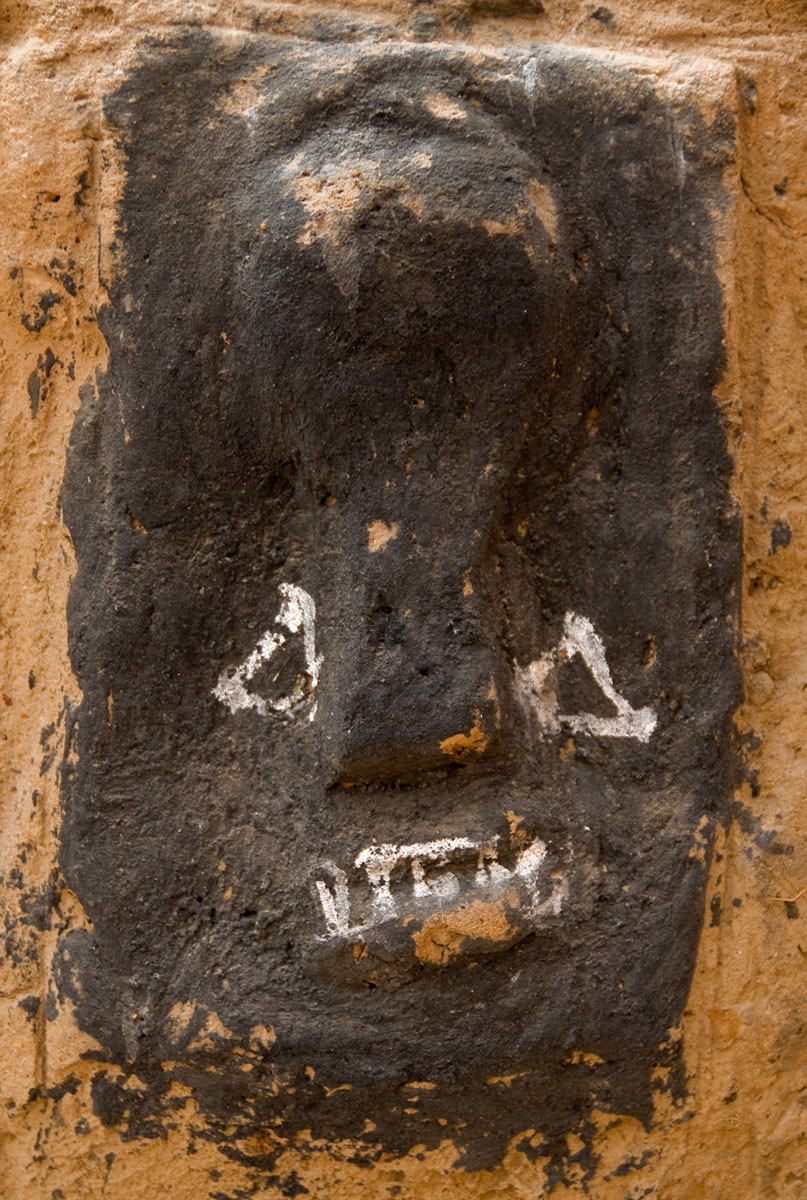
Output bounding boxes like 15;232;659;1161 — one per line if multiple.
0;1;806;1197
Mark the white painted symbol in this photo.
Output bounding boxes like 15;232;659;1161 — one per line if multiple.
213;583;322;722
314;833;565;940
514;611;656;742
356;838;481;920
315;864;354;938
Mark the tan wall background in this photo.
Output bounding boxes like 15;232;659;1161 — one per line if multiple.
1;1;806;1195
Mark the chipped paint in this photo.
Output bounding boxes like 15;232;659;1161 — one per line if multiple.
411;898;513;965
527;177;558;242
439;712;488;759
424;92;467;121
367;519;399;552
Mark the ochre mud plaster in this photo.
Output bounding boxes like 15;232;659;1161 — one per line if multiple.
0;3;806;1199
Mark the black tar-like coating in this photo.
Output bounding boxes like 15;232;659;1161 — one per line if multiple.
58;31;739;1176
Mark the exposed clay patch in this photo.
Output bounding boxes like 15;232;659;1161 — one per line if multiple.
527;177;558;242
294;160;377;240
412;898;513;963
367;519;399;551
439;713;488;759
215;62;274;117
424;91;467;120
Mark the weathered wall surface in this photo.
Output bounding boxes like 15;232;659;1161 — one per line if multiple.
0;1;806;1197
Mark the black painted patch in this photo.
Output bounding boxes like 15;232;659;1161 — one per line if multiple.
770;517;792;554
27;347;56;417
59;31;739;1175
21;290;60;333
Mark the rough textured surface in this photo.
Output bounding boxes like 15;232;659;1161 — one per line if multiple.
0;2;806;1198
57;30;738;1172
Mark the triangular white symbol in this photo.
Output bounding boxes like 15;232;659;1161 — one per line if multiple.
515;611;656;743
213;583;323;722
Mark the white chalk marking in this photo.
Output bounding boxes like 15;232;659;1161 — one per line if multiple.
213;583;323;722
314;863;360;938
515;611;656;743
315;832;562;940
356;838;480;919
